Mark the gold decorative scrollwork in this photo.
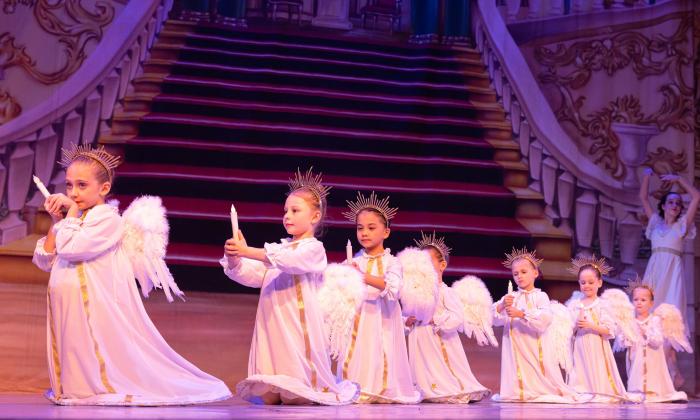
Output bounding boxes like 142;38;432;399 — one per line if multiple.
643;147;688;199
0;0;114;84
534;16;694;180
2;0;37;14
0;88;22;124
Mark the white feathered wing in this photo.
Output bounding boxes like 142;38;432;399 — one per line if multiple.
654;303;693;353
318;263;366;359
120;196;184;302
600;288;639;352
451;275;498;347
547;300;575;373
397;247;439;323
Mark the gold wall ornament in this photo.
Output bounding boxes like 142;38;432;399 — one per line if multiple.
643;147;688;199
2;0;36;14
532;16;694;181
0;0;114;84
0;88;21;124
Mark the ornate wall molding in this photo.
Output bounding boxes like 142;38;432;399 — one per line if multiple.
0;88;21;124
0;0;114;84
533;15;694;180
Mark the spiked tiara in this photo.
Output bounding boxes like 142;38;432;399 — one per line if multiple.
567;254;613;276
59;144;121;181
502;247;543;269
414;231;452;262
287;167;331;207
342;191;398;224
624;275;654;297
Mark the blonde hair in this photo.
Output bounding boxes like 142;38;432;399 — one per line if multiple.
290;188;327;238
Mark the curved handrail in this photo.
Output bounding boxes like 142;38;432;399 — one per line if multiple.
0;0;169;144
474;0;638;205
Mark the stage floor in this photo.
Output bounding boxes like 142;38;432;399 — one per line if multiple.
0;394;698;419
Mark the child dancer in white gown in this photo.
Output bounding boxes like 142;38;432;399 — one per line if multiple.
339;192;421;403
222;168;359;405
565;256;628;402
639;170;699;386
33;145;231;406
624;281;689;402
492;248;580;403
405;232;490;403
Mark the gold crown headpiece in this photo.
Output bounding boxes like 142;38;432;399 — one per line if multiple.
624;275;655;297
287;167;332;207
59;144;121;181
414;231;452;262
342;191;398;224
502;247;543;269
567;254;613;276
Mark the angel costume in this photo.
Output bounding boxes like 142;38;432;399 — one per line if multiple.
567;298;627;402
492;288;580;403
33;203;232;406
643;214;696;316
626;315;688;402
407;283;490;403
221;237;359;405
339;249;421;404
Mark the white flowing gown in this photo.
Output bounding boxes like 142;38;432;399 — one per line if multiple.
33;204;232;406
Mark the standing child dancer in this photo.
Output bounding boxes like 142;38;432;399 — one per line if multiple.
222;168;359;405
624;280;690;402
405;232;491;403
340;192;421;403
492;248;580;403
566;256;628;402
639;170;699;386
33;145;231;406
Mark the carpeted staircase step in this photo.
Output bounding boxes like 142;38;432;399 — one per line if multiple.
161;60;497;102
151;45;490;86
180;24;483;61
122;138;504;183
144;95;510;138
145;76;505;121
117;114;510;162
114;163;518;217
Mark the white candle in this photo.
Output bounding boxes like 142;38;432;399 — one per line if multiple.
346;239;353;264
33;175;51;198
230;204;238;241
508;280;514;295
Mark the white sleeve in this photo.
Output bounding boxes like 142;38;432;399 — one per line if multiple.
264;240;327;275
54;209;123;262
32;236;56;272
492;295;508;327
521;292;553;333
220;256;267;288
379;255;401;300
433;290;464;334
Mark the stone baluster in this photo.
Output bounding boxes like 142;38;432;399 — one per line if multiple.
511;101;521;136
541;154;559;220
528;140;543;192
549;0;564;15
505;0;522;20
0;142;34;244
83;91;102;145
528;0;543;18
557;171;576;234
575;184;599;254
618;208;644;281
597;196;617;259
518;120;530;157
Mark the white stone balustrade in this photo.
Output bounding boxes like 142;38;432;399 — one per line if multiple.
499;0;666;23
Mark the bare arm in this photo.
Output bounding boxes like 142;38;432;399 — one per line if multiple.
639;170;654;219
676;176;700;224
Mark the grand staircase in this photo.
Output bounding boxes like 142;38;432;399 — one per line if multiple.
103;20;572;294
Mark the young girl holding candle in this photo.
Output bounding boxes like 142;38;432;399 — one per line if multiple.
33;145;231;406
222;168;359;405
405;232;491;403
492;248;580;403
339;192;421;403
565;256;628;402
